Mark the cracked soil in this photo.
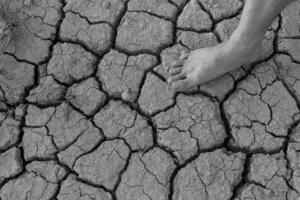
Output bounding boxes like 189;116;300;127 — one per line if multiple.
0;0;300;199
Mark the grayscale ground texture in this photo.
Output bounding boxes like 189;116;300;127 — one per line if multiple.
0;0;300;199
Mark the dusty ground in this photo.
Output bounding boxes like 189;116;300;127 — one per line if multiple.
0;0;300;199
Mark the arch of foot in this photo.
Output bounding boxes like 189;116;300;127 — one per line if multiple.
224;60;299;152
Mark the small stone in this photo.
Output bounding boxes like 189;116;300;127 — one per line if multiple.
103;2;111;9
121;89;131;101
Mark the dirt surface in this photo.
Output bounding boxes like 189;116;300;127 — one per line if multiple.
0;0;300;199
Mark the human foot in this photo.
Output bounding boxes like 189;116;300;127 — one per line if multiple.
168;38;263;91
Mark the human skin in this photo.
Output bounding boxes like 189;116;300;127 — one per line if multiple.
168;0;296;91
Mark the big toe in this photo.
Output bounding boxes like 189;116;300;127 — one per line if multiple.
168;72;186;84
169;67;182;76
170;59;184;69
172;79;193;92
180;51;190;60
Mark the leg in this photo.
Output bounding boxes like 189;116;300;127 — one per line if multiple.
169;0;295;91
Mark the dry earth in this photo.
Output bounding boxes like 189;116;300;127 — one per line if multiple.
0;0;300;199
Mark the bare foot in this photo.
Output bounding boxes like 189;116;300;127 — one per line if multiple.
168;38;263;91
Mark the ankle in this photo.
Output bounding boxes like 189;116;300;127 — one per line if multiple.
227;30;263;56
228;27;264;50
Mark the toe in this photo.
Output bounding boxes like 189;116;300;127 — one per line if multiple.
169;67;182;75
171;59;184;68
167;72;186;84
172;79;192;91
180;51;190;60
